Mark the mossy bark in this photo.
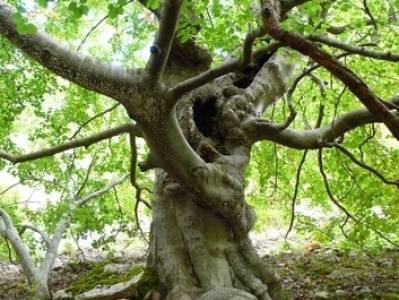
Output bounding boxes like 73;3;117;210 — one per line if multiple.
146;172;283;300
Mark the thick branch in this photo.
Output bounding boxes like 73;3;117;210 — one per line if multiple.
261;0;399;140
169;32;281;100
309;35;399;62
0;209;38;283
0;1;137;104
244;96;399;149
146;0;183;81
0;123;141;164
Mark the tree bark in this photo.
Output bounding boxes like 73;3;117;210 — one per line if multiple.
142;54;291;299
147;171;283;300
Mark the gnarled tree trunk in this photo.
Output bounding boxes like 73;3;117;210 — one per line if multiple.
147;173;283;300
142;53;292;300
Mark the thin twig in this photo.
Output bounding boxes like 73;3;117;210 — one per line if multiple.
69;103;121;139
285;150;308;239
77;0;135;51
318;149;399;248
363;0;378;33
334;143;399;188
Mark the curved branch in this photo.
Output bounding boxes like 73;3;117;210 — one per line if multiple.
363;0;378;32
0;1;137;104
261;0;399;140
286;105;324;238
0;123;141;164
318;149;399;248
285;150;308;238
0;209;37;283
244;96;399;149
146;0;183;82
19;224;51;248
308;35;399;62
334;143;399;188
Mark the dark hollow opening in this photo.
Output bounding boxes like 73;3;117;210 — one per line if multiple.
233;50;277;89
193;96;218;137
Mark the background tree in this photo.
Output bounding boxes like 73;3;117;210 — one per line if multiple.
0;0;398;299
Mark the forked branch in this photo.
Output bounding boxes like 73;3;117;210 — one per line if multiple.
261;0;399;140
0;174;129;293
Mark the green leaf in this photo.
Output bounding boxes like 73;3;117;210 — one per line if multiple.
12;13;38;35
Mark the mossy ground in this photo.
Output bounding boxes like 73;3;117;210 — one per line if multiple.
0;248;397;299
65;262;144;295
65;262;159;299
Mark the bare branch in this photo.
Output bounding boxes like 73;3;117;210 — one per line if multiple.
75;150;98;198
285;150;308;238
318;149;360;220
0;1;137;104
0;123;141;164
70;103;121;139
129;133;150;243
73;174;129;208
77;0;135;51
0;181;20;198
334;143;399;188
77;15;108;51
308;35;399;62
244;96;399;149
261;0;399;140
286;105;324;238
146;0;183;81
363;0;378;32
19;224;50;248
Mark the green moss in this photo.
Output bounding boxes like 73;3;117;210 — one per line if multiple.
66;263;144;296
66;263;159;299
135;268;160;299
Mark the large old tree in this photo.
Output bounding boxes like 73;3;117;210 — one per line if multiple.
0;0;398;299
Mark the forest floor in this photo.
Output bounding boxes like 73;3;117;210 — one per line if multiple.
0;244;399;300
0;244;398;300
